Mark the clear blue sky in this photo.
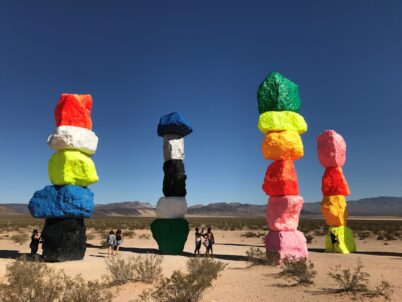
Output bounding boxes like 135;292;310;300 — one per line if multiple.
0;1;401;206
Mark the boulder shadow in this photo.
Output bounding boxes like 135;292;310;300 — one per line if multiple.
0;250;22;259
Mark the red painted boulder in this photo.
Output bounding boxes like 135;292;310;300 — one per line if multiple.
55;94;93;129
322;167;350;196
265;230;308;260
262;160;299;196
317;130;346;168
266;195;304;231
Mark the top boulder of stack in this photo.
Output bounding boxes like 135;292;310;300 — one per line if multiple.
257;72;301;113
55;94;93;130
157;112;193;137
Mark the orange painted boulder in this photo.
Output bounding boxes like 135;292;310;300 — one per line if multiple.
262;160;299;196
261;131;303;161
320;195;348;226
322;167;350;196
317;130;346;168
266;195;304;231
55;94;93;129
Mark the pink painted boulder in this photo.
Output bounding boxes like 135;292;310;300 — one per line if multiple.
317;130;346;168
265;230;308;260
266;196;304;231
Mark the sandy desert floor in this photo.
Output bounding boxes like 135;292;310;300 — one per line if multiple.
0;229;401;302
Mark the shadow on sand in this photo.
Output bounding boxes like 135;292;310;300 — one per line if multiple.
308;247;402;257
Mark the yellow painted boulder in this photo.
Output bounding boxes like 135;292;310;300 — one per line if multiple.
261;131;303;161
325;226;356;254
48;150;98;186
258;111;307;134
320;195;348;226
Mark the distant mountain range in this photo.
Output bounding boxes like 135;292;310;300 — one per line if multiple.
0;197;401;217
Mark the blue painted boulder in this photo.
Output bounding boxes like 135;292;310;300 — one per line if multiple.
29;185;94;218
157;112;193;137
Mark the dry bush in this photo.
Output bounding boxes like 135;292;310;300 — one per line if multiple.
305;233;315;243
139;234;150;239
104;254;163;285
0;256;112;302
10;233;29;245
246;248;279;266
241;231;265;238
278;256;316;286
370;278;394;300
124;230;136;238
357;231;372;240
376;231;397;241
328;259;369;294
86;232;96;241
139;257;226;302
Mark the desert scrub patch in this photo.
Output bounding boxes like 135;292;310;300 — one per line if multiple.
328;259;369;294
10;233;29;245
246;247;279;266
278;256;317;286
241;231;265;238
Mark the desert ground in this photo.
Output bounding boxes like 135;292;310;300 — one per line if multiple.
0;222;401;301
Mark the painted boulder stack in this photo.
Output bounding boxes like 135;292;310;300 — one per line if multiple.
28;94;98;262
151;112;192;254
317;130;356;254
257;72;308;261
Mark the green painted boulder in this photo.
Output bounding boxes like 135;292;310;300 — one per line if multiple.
151;218;189;254
325;226;356;254
257;72;301;113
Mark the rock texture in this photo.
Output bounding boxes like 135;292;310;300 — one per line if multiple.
48;150;98;187
266;196;303;231
156;197;187;218
163;160;187;197
28;185;94;218
262;160;299;196
258;111;307;134
257;72;301;113
41;218;86;262
317;130;346;168
157;112;193;137
322;167;350;196
163;134;184;161
325;226;356;253
55;94;92;130
150;218;189;254
320;195;348;226
47;126;98;155
265;230;308;260
261;131;303;161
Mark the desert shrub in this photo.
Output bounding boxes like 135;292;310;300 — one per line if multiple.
278;256;316;286
104;254;163;285
0;256;112;302
241;231;265;238
370;278;394;300
139;234;150;239
100;240;109;249
246;248;279;266
86;232;96;241
313;227;327;236
124;230;136;238
376;231;397;241
139;257;226;302
328;259;369;294
10;233;29;245
357;231;372;240
305;234;315;243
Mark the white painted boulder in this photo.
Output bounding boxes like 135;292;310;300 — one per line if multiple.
47;126;98;155
163;134;184;161
156;197;187;219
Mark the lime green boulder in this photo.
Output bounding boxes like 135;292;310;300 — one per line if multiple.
257;72;301;113
151;218;189;254
258;111;307;134
325;226;356;254
48;150;98;187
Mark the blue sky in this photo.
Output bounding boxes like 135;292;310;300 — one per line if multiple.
0;1;401;205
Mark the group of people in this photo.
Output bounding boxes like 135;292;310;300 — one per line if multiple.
106;229;124;256
194;227;215;255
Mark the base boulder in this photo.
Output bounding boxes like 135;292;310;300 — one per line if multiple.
325;226;356;254
150;218;189;254
265;230;308;261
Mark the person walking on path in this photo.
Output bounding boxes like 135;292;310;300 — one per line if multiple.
115;229;123;255
107;230;116;256
194;227;204;255
29;229;41;257
203;228;215;255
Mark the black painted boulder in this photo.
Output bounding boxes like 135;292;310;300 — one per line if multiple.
41;218;86;262
163;160;187;197
150;218;189;254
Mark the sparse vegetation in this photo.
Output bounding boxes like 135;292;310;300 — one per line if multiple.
305;233;315;243
370;278;394;300
241;231;265;238
0;256;112;302
278;256;317;286
328;259;369;294
139;233;150;239
10;233;29;245
124;230;136;238
246;248;279;266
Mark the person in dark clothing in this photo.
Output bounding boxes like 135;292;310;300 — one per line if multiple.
330;230;338;252
194;227;204;255
115;229;123;255
203;228;215;255
29;230;41;255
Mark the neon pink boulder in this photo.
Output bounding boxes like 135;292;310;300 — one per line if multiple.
317;130;346;168
265;230;308;260
266;196;304;231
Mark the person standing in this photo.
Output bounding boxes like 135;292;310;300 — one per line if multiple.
29;229;41;256
194;227;204;255
107;230;116;256
115;229;123;255
203;228;215;255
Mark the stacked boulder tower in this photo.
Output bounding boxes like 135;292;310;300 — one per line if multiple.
317;130;356;253
29;94;99;262
257;72;308;260
151;112;192;254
